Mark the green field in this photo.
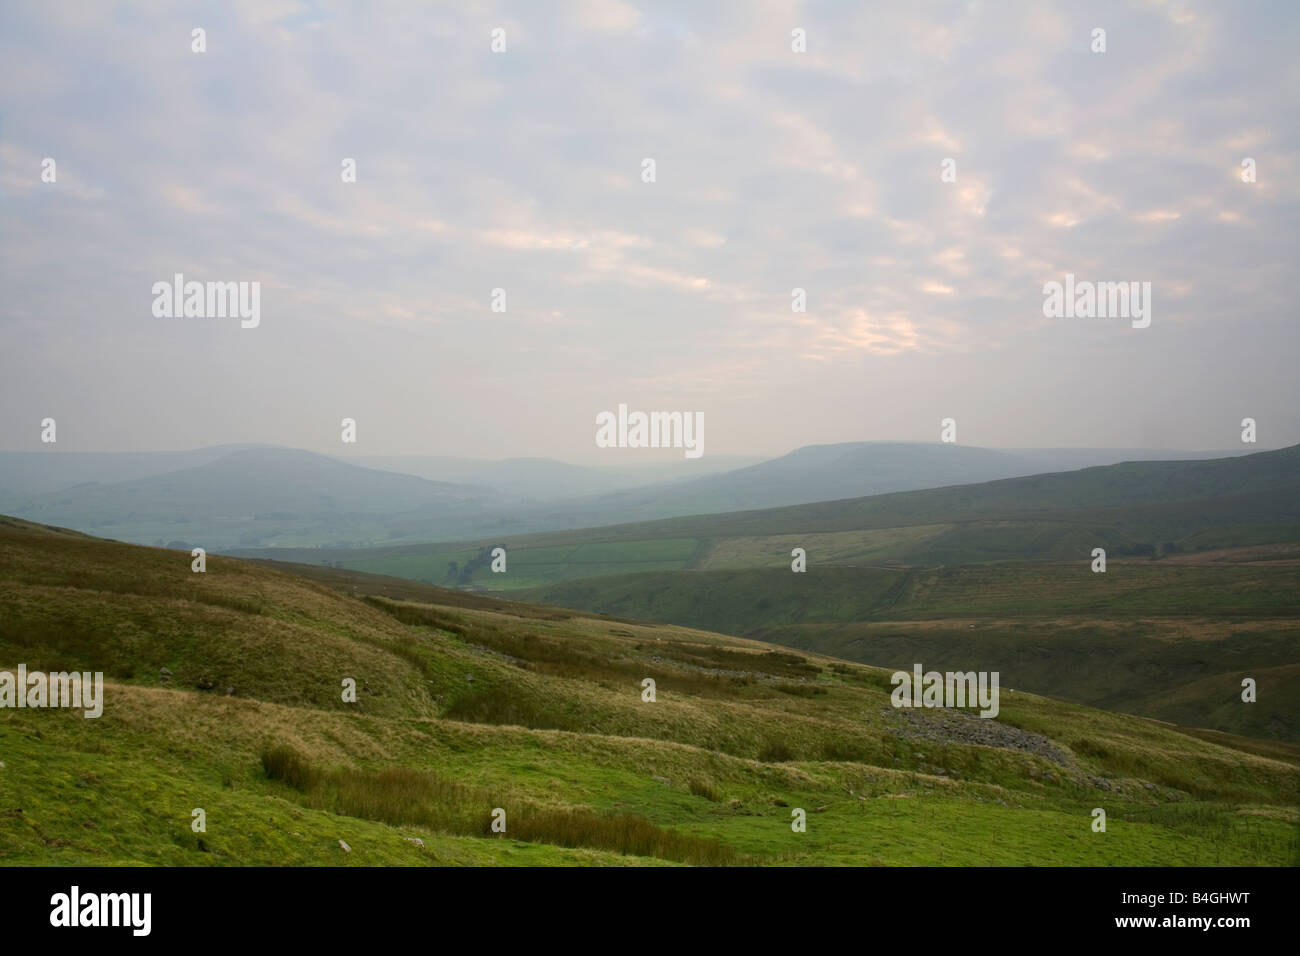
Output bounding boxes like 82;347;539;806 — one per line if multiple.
3;516;1297;866
335;537;701;590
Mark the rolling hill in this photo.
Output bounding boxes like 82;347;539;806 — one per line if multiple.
0;445;268;502
553;442;1261;520
504;446;1300;742
5;442;1262;554
1;515;1295;866
226;446;1300;743
4;447;497;550
349;453;766;501
238;443;1300;587
520;561;1300;742
330;442;1263;540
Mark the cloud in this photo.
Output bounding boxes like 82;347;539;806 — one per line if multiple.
0;0;1296;457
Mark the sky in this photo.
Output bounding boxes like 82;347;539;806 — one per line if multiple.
1;0;1297;464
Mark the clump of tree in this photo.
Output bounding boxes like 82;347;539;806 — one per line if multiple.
444;546;506;585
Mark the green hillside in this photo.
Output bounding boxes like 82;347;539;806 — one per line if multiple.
520;561;1300;742
1;516;1296;866
235;444;1300;590
213;448;1300;746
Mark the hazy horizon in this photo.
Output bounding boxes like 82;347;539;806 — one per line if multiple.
0;438;1276;469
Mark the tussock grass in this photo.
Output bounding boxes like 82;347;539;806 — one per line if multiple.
506;807;735;865
758;740;796;763
260;743;736;865
444;685;584;732
689;777;723;802
260;744;319;791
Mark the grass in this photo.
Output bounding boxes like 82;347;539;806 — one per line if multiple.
0;515;1297;867
515;562;1300;741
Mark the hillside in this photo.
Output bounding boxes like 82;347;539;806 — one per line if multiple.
8;443;1266;558
555;442;1260;520
339;442;1264;540
215;447;1300;743
236;443;1300;589
1;516;1296;866
537;442;1300;545
521;561;1300;742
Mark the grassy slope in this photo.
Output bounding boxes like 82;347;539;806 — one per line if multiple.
1;517;1296;866
520;561;1300;741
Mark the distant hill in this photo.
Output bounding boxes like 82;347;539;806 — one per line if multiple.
2;441;1282;552
349;453;767;501
315;442;1268;541
241;443;1300;585
5;447;496;550
565;442;1275;529
524;442;1300;549
0;444;268;502
578;442;1255;518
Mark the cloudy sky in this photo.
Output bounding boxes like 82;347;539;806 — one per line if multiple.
1;0;1296;463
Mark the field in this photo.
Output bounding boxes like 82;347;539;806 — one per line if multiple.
339;538;700;590
2;516;1296;866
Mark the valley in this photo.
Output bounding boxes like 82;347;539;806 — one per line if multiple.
2;515;1295;866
